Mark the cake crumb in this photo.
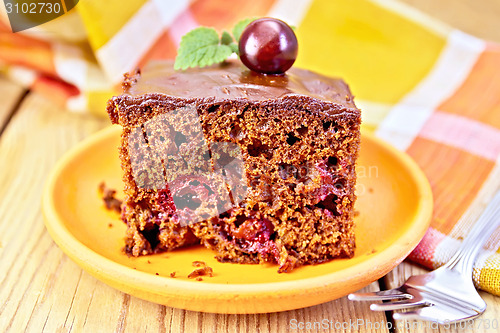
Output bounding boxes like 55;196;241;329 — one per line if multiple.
108;223;113;228
147;260;151;264
98;182;122;213
155;273;159;275
170;272;176;278
192;261;206;267
188;267;213;279
196;277;203;281
122;69;140;91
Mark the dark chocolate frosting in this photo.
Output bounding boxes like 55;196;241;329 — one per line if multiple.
125;60;357;108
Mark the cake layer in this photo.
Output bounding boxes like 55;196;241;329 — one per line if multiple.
107;60;361;272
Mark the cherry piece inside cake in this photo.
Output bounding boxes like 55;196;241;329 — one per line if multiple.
107;60;361;272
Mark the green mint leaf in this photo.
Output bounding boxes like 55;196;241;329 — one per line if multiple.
174;27;233;70
232;17;256;42
174;18;266;70
220;30;233;45
229;43;239;55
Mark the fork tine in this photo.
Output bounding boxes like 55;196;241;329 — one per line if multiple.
393;303;484;324
348;289;411;301
393;308;429;322
393;306;451;324
370;299;432;311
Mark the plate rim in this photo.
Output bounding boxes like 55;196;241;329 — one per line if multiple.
42;125;433;311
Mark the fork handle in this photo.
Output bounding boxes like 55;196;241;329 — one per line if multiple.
442;189;500;277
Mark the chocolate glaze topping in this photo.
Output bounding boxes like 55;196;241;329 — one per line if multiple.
125;60;357;109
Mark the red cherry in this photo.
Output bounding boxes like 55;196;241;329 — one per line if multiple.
238;18;298;75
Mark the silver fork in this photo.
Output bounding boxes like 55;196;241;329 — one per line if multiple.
349;189;500;324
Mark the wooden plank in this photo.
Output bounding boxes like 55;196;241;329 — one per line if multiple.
0;92;389;332
384;262;500;333
2;1;500;329
0;77;25;131
156;282;388;333
0;92;107;332
38;280;388;333
398;0;500;42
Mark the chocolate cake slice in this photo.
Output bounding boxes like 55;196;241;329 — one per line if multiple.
107;60;361;272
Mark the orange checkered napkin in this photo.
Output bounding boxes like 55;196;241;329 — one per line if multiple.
1;0;499;295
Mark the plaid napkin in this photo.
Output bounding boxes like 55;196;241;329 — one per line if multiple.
2;0;499;295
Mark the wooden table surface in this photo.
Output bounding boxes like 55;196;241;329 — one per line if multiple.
1;1;499;332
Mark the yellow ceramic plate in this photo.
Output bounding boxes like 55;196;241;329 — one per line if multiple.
42;125;432;314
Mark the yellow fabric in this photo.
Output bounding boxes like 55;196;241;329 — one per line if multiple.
77;0;147;50
480;254;500;294
295;0;446;104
